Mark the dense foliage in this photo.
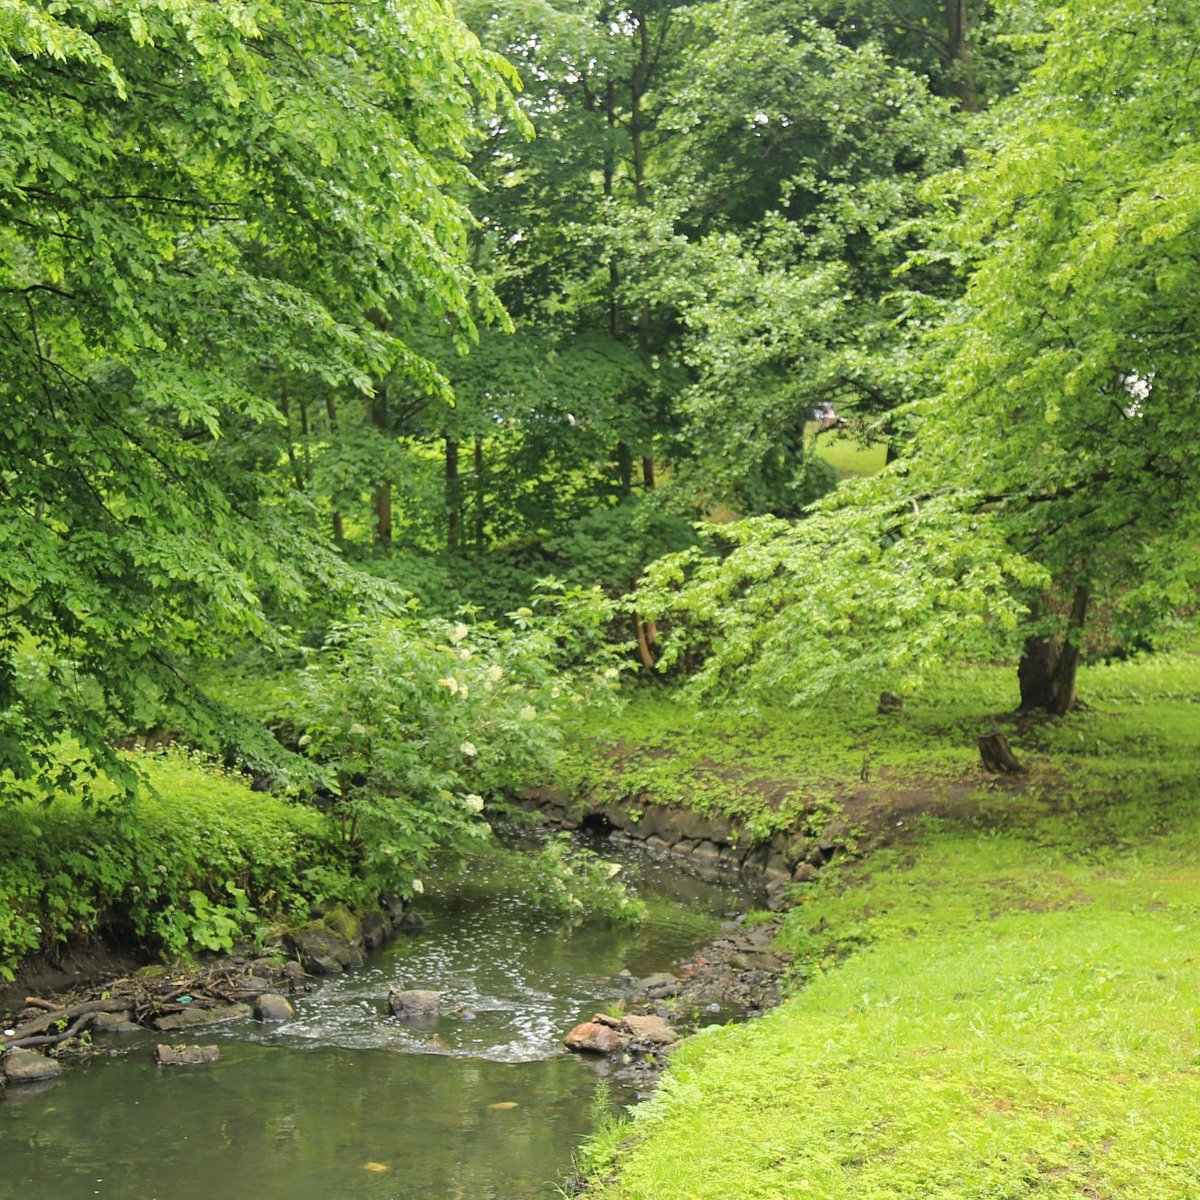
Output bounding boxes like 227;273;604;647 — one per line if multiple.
0;0;522;790
0;753;365;980
1;0;1196;984
633;0;1200;710
284;588;625;896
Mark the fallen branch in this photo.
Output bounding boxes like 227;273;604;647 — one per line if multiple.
5;1010;99;1050
1;998;132;1048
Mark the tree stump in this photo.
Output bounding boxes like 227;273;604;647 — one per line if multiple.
978;731;1022;774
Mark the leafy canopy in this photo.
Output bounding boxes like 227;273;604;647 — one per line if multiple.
0;1;523;791
638;0;1200;702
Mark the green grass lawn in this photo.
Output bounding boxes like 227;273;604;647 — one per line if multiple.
581;649;1200;1198
555;659;1025;842
809;423;889;477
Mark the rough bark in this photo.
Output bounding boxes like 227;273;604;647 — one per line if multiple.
617;442;635;497
1018;585;1089;715
298;395;312;484
473;435;486;553
978;731;1022;774
280;385;305;493
634;611;657;670
1;998;131;1050
943;0;979;112
370;389;392;551
642;454;656;490
446;435;461;552
324;394;345;548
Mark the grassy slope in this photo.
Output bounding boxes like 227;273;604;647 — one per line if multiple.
584;651;1200;1198
557;663;1020;841
0;752;362;981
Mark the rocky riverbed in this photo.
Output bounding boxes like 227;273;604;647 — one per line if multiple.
2;900;790;1091
562;910;788;1092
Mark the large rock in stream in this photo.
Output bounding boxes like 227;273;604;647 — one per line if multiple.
155;1044;220;1066
285;922;357;975
638;972;682;999
154;1003;250;1031
620;1014;678;1048
319;904;363;947
93;1010;140;1033
3;1047;62;1084
563;1021;627;1055
253;993;295;1022
388;990;441;1021
564;1013;679;1056
360;908;393;952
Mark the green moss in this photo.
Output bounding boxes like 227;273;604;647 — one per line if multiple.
319;904;363;944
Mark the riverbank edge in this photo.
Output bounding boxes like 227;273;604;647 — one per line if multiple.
0;895;432;1070
1;805;797;1090
0;756;951;1080
518;781;863;896
556;684;1200;1197
0;877;793;1103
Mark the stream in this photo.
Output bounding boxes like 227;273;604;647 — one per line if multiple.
0;841;761;1200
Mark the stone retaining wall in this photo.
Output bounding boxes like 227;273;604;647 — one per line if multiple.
520;786;852;884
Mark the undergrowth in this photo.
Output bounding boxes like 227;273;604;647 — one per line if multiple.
553;661;1017;839
437;835;648;928
0;751;367;980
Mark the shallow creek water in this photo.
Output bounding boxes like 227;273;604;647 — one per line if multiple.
0;842;760;1200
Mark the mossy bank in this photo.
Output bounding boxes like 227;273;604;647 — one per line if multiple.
0;751;389;1005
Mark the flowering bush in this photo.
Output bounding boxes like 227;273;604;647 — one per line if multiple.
289;586;625;897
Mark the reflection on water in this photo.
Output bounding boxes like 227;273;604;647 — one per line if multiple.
1;1044;610;1200
0;840;760;1200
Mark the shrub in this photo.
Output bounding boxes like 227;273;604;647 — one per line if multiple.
287;592;626;898
522;834;648;927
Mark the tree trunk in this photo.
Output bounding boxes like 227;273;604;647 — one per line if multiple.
446;435;462;552
616;442;635;496
1017;585;1089;714
632;19;657;489
280;385;305;493
370;388;392;552
473;435;486;553
943;0;979;112
634;611;656;671
298;395;313;486
603;80;635;498
324;394;345;549
374;486;392;552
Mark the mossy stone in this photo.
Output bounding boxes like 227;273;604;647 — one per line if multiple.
320;905;362;946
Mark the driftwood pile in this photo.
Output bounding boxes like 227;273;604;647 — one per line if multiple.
1;959;301;1053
